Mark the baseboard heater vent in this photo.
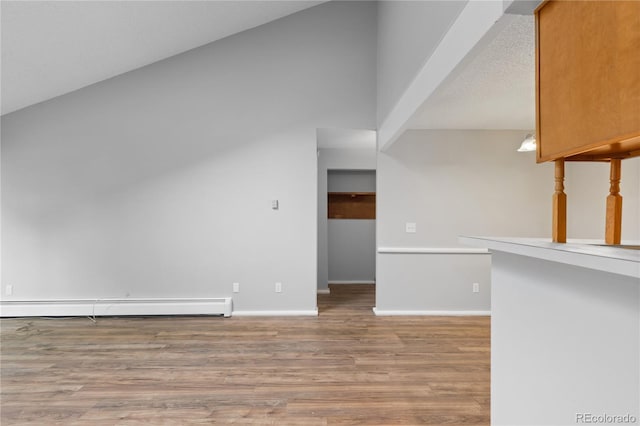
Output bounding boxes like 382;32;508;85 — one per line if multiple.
0;298;233;318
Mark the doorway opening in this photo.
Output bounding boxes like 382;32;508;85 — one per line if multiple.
316;128;377;314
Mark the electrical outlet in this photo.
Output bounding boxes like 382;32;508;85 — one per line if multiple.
6;285;13;296
275;282;282;293
473;283;480;293
233;282;240;293
405;222;417;233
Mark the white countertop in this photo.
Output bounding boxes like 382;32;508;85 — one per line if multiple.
459;236;640;278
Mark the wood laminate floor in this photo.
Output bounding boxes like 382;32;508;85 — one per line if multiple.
0;285;490;425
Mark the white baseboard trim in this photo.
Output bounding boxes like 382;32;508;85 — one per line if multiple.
328;281;376;285
317;288;330;295
0;298;232;318
232;309;318;317
373;308;491;316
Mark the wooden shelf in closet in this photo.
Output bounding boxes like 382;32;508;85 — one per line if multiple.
328;192;376;219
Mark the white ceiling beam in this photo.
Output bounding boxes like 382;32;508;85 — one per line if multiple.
503;0;543;16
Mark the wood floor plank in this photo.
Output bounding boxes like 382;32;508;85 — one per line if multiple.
1;284;489;425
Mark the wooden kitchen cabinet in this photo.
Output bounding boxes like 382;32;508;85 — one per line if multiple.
535;0;640;243
536;0;640;163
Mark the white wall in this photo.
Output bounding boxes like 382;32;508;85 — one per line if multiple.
376;1;468;126
375;129;638;314
1;1;377;314
491;251;639;425
317;146;377;292
327;170;376;283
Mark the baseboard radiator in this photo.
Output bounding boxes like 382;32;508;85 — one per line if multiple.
0;297;232;318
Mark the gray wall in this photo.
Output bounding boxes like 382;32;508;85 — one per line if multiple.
328;170;376;283
327;170;376;193
1;1;377;313
375;129;640;313
376;0;468;125
378;130;553;248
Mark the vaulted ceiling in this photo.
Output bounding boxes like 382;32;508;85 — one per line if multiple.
2;1;535;132
1;1;325;115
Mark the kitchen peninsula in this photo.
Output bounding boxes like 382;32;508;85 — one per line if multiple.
460;236;639;425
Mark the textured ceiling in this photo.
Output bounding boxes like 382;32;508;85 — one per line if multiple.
408;14;536;130
1;0;325;115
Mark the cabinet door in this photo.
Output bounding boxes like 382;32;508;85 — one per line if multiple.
536;0;640;162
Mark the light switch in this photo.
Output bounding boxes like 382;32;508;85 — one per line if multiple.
271;200;279;210
405;222;417;233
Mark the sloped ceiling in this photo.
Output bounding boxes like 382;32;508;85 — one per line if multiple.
1;0;325;115
2;2;537;131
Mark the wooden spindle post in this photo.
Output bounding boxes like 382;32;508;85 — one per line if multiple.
552;159;567;243
605;159;622;245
